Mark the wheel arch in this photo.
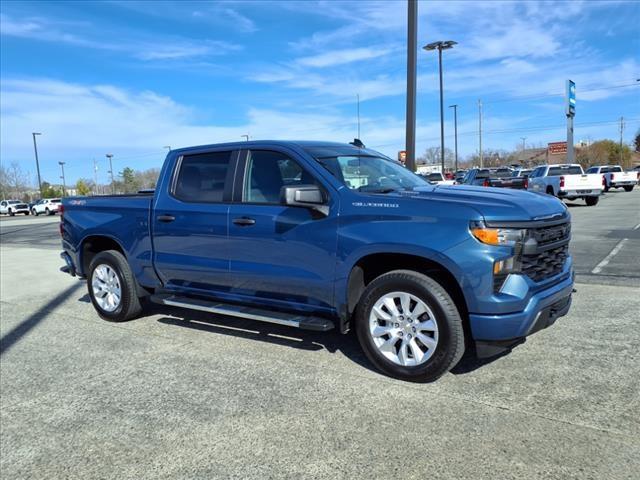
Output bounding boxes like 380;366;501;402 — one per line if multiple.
341;251;469;335
79;234;127;277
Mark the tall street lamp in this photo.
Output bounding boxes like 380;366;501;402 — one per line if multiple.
449;104;458;172
58;162;67;197
423;40;457;174
106;153;115;194
32;132;43;198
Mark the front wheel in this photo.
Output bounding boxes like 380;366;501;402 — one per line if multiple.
355;270;465;382
87;250;143;322
9;209;14;216
623;185;634;192
585;196;599;206
32;209;39;216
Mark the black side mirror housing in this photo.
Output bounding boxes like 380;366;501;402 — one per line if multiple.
281;185;328;216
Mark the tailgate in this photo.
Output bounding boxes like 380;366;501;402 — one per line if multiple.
562;174;601;190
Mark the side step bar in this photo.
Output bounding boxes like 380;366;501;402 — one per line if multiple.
150;294;335;332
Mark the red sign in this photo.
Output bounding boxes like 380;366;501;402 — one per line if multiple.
548;142;567;155
398;150;407;164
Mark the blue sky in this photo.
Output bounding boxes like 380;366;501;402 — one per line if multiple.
1;0;639;185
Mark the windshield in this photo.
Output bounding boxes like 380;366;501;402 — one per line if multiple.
315;155;429;192
427;173;444;182
548;166;583;176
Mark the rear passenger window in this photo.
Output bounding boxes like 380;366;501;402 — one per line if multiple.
174;151;232;202
243;150;316;204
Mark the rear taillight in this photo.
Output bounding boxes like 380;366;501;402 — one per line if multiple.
523;177;528;189
559;176;565;188
602;175;606;186
59;204;64;236
611;173;615;181
483;178;490;187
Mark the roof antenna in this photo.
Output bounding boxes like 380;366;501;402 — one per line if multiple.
357;93;361;140
350;138;365;148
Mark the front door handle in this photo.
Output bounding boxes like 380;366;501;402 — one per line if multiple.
233;217;256;226
157;214;175;223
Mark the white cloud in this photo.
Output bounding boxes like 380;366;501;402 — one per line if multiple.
297;47;395;68
0;13;242;61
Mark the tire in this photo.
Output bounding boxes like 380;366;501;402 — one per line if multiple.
24;211;30;215
546;186;555;196
87;250;143;322
623;185;634;192
9;209;14;216
585;196;599;206
32;209;39;216
355;270;465;382
45;208;50;215
604;183;610;192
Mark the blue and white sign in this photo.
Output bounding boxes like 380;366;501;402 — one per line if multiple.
566;79;576;117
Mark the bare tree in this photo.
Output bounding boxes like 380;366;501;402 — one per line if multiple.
2;162;30;199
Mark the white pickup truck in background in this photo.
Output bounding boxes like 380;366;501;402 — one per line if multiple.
585;165;636;192
527;164;603;206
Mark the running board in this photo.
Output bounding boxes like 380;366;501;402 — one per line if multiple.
150;294;335;332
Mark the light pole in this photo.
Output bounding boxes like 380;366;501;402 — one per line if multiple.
241;134;249;141
106;153;115;194
520;137;527;165
423;40;457;174
32;132;43;198
163;145;171;152
405;0;417;172
449;104;458;172
58;161;66;197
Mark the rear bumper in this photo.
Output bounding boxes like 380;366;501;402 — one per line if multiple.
558;189;601;197
611;181;636;187
60;251;77;277
469;269;574;350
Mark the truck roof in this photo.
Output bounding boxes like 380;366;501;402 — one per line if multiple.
170;140;385;157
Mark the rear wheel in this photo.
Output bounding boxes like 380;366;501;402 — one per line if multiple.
24;211;29;215
623;185;634;192
585;196;599;206
45;208;50;215
87;250;143;322
355;270;465;382
546;186;555;196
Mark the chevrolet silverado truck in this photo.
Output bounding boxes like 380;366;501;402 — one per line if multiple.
527;164;602;206
60;141;574;382
460;168;527;189
585;165;636;192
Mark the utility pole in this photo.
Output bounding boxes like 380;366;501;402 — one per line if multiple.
521;137;527;164
566;80;576;163
619;116;625;166
405;0;417;172
93;158;99;195
32;132;43;198
58;162;66;197
106;153;115;194
356;93;361;139
478;99;483;168
449;104;458;172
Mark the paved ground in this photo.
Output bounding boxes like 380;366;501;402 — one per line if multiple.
1;190;639;479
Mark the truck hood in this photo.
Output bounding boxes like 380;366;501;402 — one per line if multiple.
392;184;568;222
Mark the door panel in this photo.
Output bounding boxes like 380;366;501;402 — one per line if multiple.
227;149;338;312
152;150;236;294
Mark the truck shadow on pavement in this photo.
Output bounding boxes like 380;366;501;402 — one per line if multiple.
147;303;503;379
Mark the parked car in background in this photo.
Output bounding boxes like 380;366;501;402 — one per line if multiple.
454;170;467;184
514;168;533;178
527;164;603;206
585;165;636;192
60;140;574;382
0;200;30;216
31;198;62;216
460;168;527;189
422;172;455;185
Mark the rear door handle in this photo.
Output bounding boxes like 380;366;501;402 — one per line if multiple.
233;217;256;226
157;214;175;223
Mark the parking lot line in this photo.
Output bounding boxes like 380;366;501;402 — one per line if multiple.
591;238;628;274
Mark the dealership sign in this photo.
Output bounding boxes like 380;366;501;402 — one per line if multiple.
548;142;568;155
566;80;576;117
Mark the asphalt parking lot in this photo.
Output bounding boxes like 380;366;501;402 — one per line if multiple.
1;190;639;479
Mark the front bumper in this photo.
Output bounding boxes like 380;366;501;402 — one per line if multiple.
469;268;574;352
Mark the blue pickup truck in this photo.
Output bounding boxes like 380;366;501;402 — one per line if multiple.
60;141;574;382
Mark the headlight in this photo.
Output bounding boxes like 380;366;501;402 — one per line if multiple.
470;221;526;247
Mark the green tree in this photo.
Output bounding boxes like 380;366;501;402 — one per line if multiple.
76;179;92;196
41;181;62;198
119;167;141;193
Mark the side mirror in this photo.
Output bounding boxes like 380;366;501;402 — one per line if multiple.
281;185;328;216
